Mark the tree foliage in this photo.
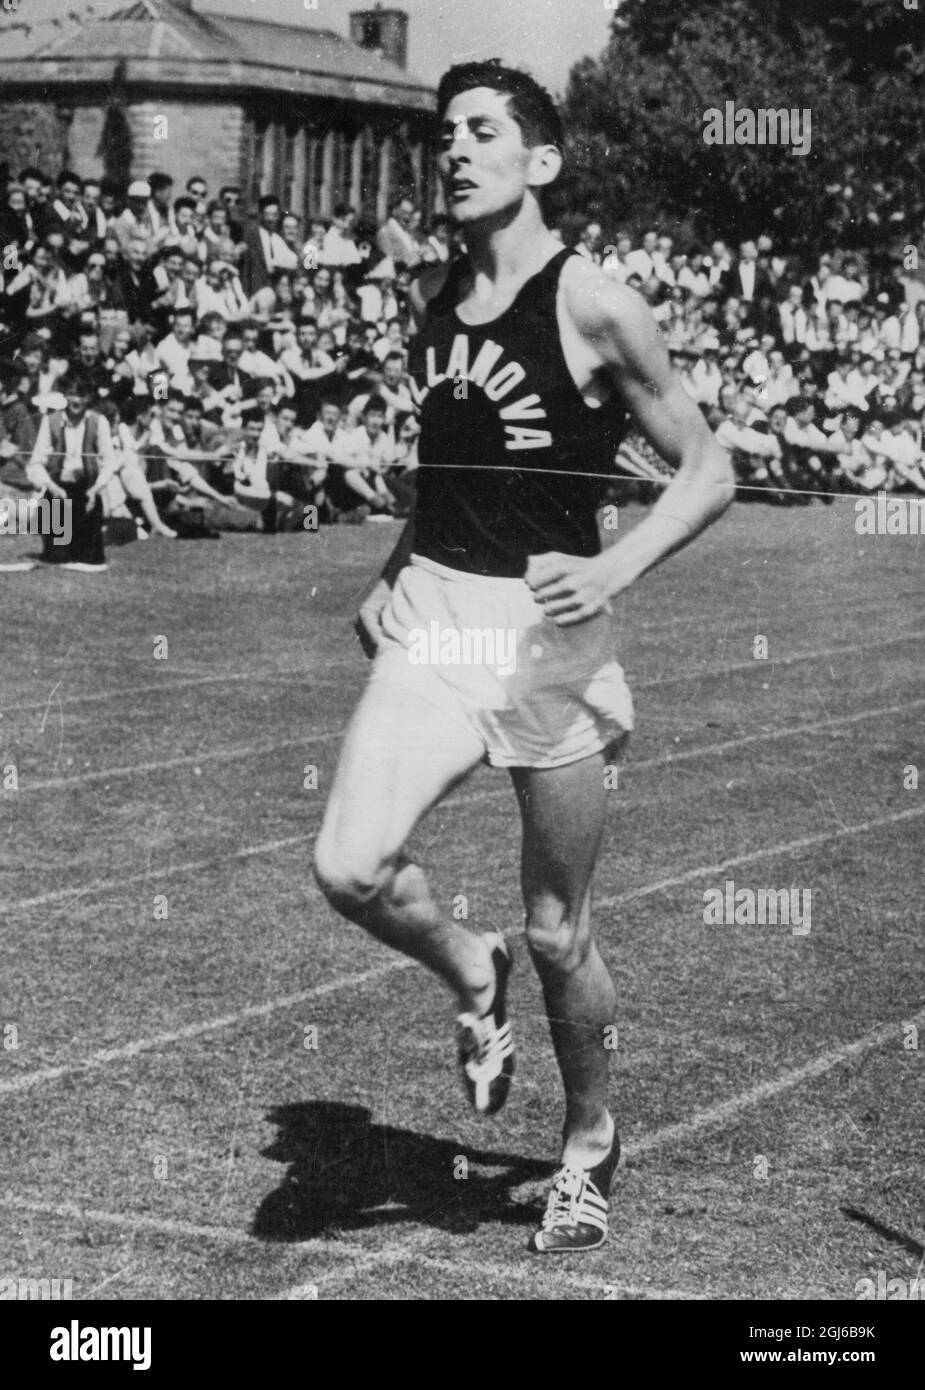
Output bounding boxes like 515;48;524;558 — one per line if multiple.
554;0;924;254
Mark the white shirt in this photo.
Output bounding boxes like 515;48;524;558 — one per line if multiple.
234;443;270;497
624;248;655;281
321;227;361;267
259;228;297;273
156;333;194;393
339;424;395;473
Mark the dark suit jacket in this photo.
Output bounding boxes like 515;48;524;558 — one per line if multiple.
719;260;774;303
241;225;274;299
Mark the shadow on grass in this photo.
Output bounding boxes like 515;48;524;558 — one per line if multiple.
252;1101;552;1241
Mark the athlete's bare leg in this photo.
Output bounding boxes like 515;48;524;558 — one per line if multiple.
510;752;616;1170
314;677;497;1014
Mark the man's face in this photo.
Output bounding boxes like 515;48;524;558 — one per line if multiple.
22;349;42;375
656;236;673;259
256;385;275;411
769;408;787;432
244;420;263;447
297;325;317;353
364;409;385;437
842;414;859;438
439;88;553;226
78;335;100;366
182;406;203;436
153;183;172;210
314;268;332;294
278;407;297;436
242;328;259;351
65;387;91;418
33;247;51;273
395;200;413;228
383;359;403;388
222;190;240;213
113;331;132;356
176;206;194;233
59;179;80;209
22;176;41;202
711;240;726;261
163;399;183;427
163;253;183;279
181;259;199;286
282;216;300;245
189;181;207;203
320;404;341;432
642;231;657;254
261;202;281;231
769;351;784;372
223;338;243;365
583;222;602;251
127;242;147;271
208;207;227;235
174;314;194;344
740;241;758;262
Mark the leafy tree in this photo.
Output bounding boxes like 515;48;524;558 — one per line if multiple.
555;0;924;256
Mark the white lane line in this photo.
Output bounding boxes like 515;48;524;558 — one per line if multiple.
0;836;309;916
620;1003;925;1160
0;1194;372;1264
452;693;925;807
4;623;922;728
13;687;923;799
0;671;286;717
600;803;925;907
21;733;342;793
317;1249;713;1301
4;1002;918;1294
0;958;415;1097
3;803;923;1095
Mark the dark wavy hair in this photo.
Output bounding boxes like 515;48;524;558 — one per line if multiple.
436;60;564;151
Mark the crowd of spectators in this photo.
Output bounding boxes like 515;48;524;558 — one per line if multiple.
1;162;923;569
577;222;925;505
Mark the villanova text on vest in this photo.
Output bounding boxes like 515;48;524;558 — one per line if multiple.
425;333;553;451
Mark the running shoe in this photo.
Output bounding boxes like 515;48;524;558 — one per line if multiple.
529;1130;621;1253
455;931;514;1116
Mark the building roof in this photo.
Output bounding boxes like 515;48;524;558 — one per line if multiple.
0;0;434;113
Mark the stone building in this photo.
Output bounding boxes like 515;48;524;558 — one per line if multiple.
0;0;438;222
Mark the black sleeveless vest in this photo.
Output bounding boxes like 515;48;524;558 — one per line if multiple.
407;246;627;577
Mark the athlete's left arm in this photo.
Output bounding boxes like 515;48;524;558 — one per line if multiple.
527;273;736;625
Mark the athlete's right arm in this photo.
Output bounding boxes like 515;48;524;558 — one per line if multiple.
354;262;450;659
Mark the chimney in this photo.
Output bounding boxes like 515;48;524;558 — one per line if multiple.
349;6;408;70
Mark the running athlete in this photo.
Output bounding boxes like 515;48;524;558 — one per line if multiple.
314;61;736;1253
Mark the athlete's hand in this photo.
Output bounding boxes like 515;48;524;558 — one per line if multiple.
354;577;392;658
354;605;386;659
525;551;614;626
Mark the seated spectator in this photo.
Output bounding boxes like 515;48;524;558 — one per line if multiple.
327;395;398;519
232;406;296;530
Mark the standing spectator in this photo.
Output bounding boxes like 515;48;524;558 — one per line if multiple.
376;197;420;269
242;195;297;297
322;204;361;268
26;369;116;570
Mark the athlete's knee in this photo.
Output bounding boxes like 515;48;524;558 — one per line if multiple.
313;832;391;915
524;898;591;973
